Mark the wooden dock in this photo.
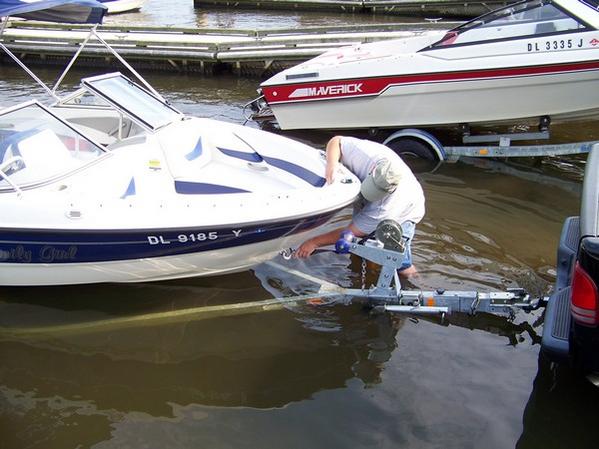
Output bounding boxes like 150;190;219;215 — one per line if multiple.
0;20;458;77
193;0;514;18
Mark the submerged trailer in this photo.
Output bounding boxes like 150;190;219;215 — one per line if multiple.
380;123;597;161
246;101;597;161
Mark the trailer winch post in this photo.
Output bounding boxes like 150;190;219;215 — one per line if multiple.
328;220;546;318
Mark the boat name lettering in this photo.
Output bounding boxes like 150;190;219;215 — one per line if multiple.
0;245;32;262
290;83;363;98
527;39;583;52
39;246;78;262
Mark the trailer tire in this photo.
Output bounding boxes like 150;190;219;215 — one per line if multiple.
386;137;438;160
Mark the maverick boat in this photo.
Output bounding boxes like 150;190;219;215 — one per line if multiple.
250;0;599;131
0;1;360;286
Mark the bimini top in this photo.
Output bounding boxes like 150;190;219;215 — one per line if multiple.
0;0;106;24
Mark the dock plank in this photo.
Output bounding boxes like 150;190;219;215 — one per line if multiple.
0;21;453;76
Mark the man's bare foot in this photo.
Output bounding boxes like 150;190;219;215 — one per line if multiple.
398;265;418;279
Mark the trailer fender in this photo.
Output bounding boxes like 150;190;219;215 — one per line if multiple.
383;129;446;161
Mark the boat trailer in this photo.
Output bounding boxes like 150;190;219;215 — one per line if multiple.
276;219;547;320
0;220;547;340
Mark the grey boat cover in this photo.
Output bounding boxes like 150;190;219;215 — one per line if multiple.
0;0;106;24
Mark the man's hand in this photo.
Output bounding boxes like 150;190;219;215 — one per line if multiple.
295;239;318;259
294;224;365;260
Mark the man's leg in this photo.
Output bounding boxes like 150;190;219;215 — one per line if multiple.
397;221;418;279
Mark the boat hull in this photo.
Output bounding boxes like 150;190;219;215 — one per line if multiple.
100;0;145;14
259;0;599;131
263;62;599;130
0;208;349;285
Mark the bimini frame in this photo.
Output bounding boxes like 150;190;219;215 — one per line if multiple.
0;17;164;104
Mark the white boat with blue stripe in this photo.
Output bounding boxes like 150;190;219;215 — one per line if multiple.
98;0;144;14
0;73;359;285
0;2;360;285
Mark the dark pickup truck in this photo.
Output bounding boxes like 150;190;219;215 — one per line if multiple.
542;144;599;378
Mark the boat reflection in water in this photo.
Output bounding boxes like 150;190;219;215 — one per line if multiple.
0;270;400;445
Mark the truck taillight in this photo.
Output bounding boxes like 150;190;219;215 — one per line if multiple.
571;261;599;326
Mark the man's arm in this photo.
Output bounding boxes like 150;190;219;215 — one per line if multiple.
295;222;365;258
295;135;357;258
325;136;343;184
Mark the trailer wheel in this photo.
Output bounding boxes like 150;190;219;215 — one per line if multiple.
386;137;438;160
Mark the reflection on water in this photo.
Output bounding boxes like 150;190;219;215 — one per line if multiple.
517;356;599;449
1;40;598;449
0;273;402;447
103;0;431;29
0;153;587;448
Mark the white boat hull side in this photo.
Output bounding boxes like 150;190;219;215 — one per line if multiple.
259;1;599;130
0;221;346;286
268;68;599;130
101;0;145;14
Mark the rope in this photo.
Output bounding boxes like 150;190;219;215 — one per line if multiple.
0;292;343;339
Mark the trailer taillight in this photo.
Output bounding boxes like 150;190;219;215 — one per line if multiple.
571;262;599;326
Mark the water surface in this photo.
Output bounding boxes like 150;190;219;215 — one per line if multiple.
1;8;599;449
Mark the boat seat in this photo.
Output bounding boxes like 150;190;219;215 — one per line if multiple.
535;21;556;34
1;128;77;182
0;128;40;163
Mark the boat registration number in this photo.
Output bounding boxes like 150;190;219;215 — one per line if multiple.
527;38;584;52
147;230;242;245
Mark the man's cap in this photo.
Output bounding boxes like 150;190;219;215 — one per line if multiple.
360;159;402;202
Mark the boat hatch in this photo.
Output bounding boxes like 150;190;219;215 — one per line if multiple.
0;102;104;192
81;72;183;132
429;0;590;49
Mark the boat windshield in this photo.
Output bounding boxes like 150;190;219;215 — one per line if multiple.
81;73;182;131
430;0;588;48
0;102;104;191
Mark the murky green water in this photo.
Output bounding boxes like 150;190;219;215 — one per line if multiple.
1;2;599;448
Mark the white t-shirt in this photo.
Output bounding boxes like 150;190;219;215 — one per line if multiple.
340;137;425;234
